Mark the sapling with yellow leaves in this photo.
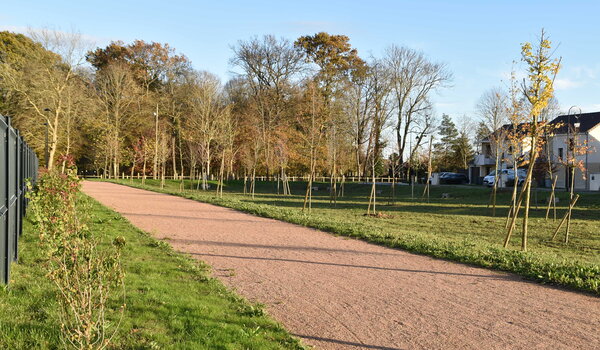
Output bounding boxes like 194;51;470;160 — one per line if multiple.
504;30;561;251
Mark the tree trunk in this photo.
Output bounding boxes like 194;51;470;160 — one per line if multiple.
153;104;159;179
506;133;538;251
489;145;501;216
172;136;177;179
142;149;147;185
506;152;520;228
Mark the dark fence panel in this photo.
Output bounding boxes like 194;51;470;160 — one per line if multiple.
1;114;38;284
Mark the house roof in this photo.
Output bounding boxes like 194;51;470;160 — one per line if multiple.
481;122;529;142
481;111;600;142
549;111;600;134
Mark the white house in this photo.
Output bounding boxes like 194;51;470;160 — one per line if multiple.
470;111;600;190
547;112;600;190
470;123;530;184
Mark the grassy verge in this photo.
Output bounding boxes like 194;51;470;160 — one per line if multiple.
107;178;599;295
0;194;305;349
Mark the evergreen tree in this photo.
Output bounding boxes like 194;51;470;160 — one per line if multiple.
451;131;475;169
475;121;491;144
434;114;459;170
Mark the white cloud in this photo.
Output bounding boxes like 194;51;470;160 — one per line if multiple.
0;24;24;32
580;104;600;113
571;65;600;80
554;78;583;91
0;25;116;67
0;24;110;48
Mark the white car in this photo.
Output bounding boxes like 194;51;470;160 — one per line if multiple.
483;169;526;187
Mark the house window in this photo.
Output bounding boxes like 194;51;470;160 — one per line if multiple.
568;138;575;151
558;147;563;160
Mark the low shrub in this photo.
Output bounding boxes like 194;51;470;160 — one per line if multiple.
28;167;125;349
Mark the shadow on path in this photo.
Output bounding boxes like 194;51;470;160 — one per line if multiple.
191;252;514;280
121;212;269;224
293;334;405;350
169;238;399;256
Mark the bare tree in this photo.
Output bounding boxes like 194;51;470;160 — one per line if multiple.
231;35;304;179
298;81;326;212
95;62;139;178
477;87;508;215
215;104;235;198
344;64;370;178
384;45;452;169
183;71;229;190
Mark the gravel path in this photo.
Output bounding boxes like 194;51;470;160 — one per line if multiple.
82;181;599;350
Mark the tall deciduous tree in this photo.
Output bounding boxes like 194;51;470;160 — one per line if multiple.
230;35;304;178
363;59;393;177
344;62;370;177
295;32;366;205
183;71;230;189
94;62;139;178
384;45;452;169
87;40;191;178
0;29;91;169
477;87;508;215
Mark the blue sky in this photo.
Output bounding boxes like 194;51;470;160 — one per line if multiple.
2;0;599;121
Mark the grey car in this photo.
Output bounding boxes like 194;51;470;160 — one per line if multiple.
483;169;526;187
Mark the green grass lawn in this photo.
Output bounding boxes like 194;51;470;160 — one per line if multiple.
0;194;305;349
108;178;599;295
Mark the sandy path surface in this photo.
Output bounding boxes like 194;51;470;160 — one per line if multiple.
82;181;599;350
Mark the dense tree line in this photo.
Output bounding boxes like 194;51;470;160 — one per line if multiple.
1;30;476;181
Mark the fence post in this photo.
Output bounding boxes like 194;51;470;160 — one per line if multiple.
13;129;21;261
0;114;38;284
1;115;8;283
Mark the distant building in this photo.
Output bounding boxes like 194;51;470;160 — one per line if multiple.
470;111;600;190
547;112;600;190
470;123;530;185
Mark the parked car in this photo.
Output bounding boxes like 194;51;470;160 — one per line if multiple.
506;169;527;187
483;169;526;187
439;172;468;184
427;172;448;184
484;169;504;186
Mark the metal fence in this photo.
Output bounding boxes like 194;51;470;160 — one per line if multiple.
86;174;426;184
1;114;38;284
